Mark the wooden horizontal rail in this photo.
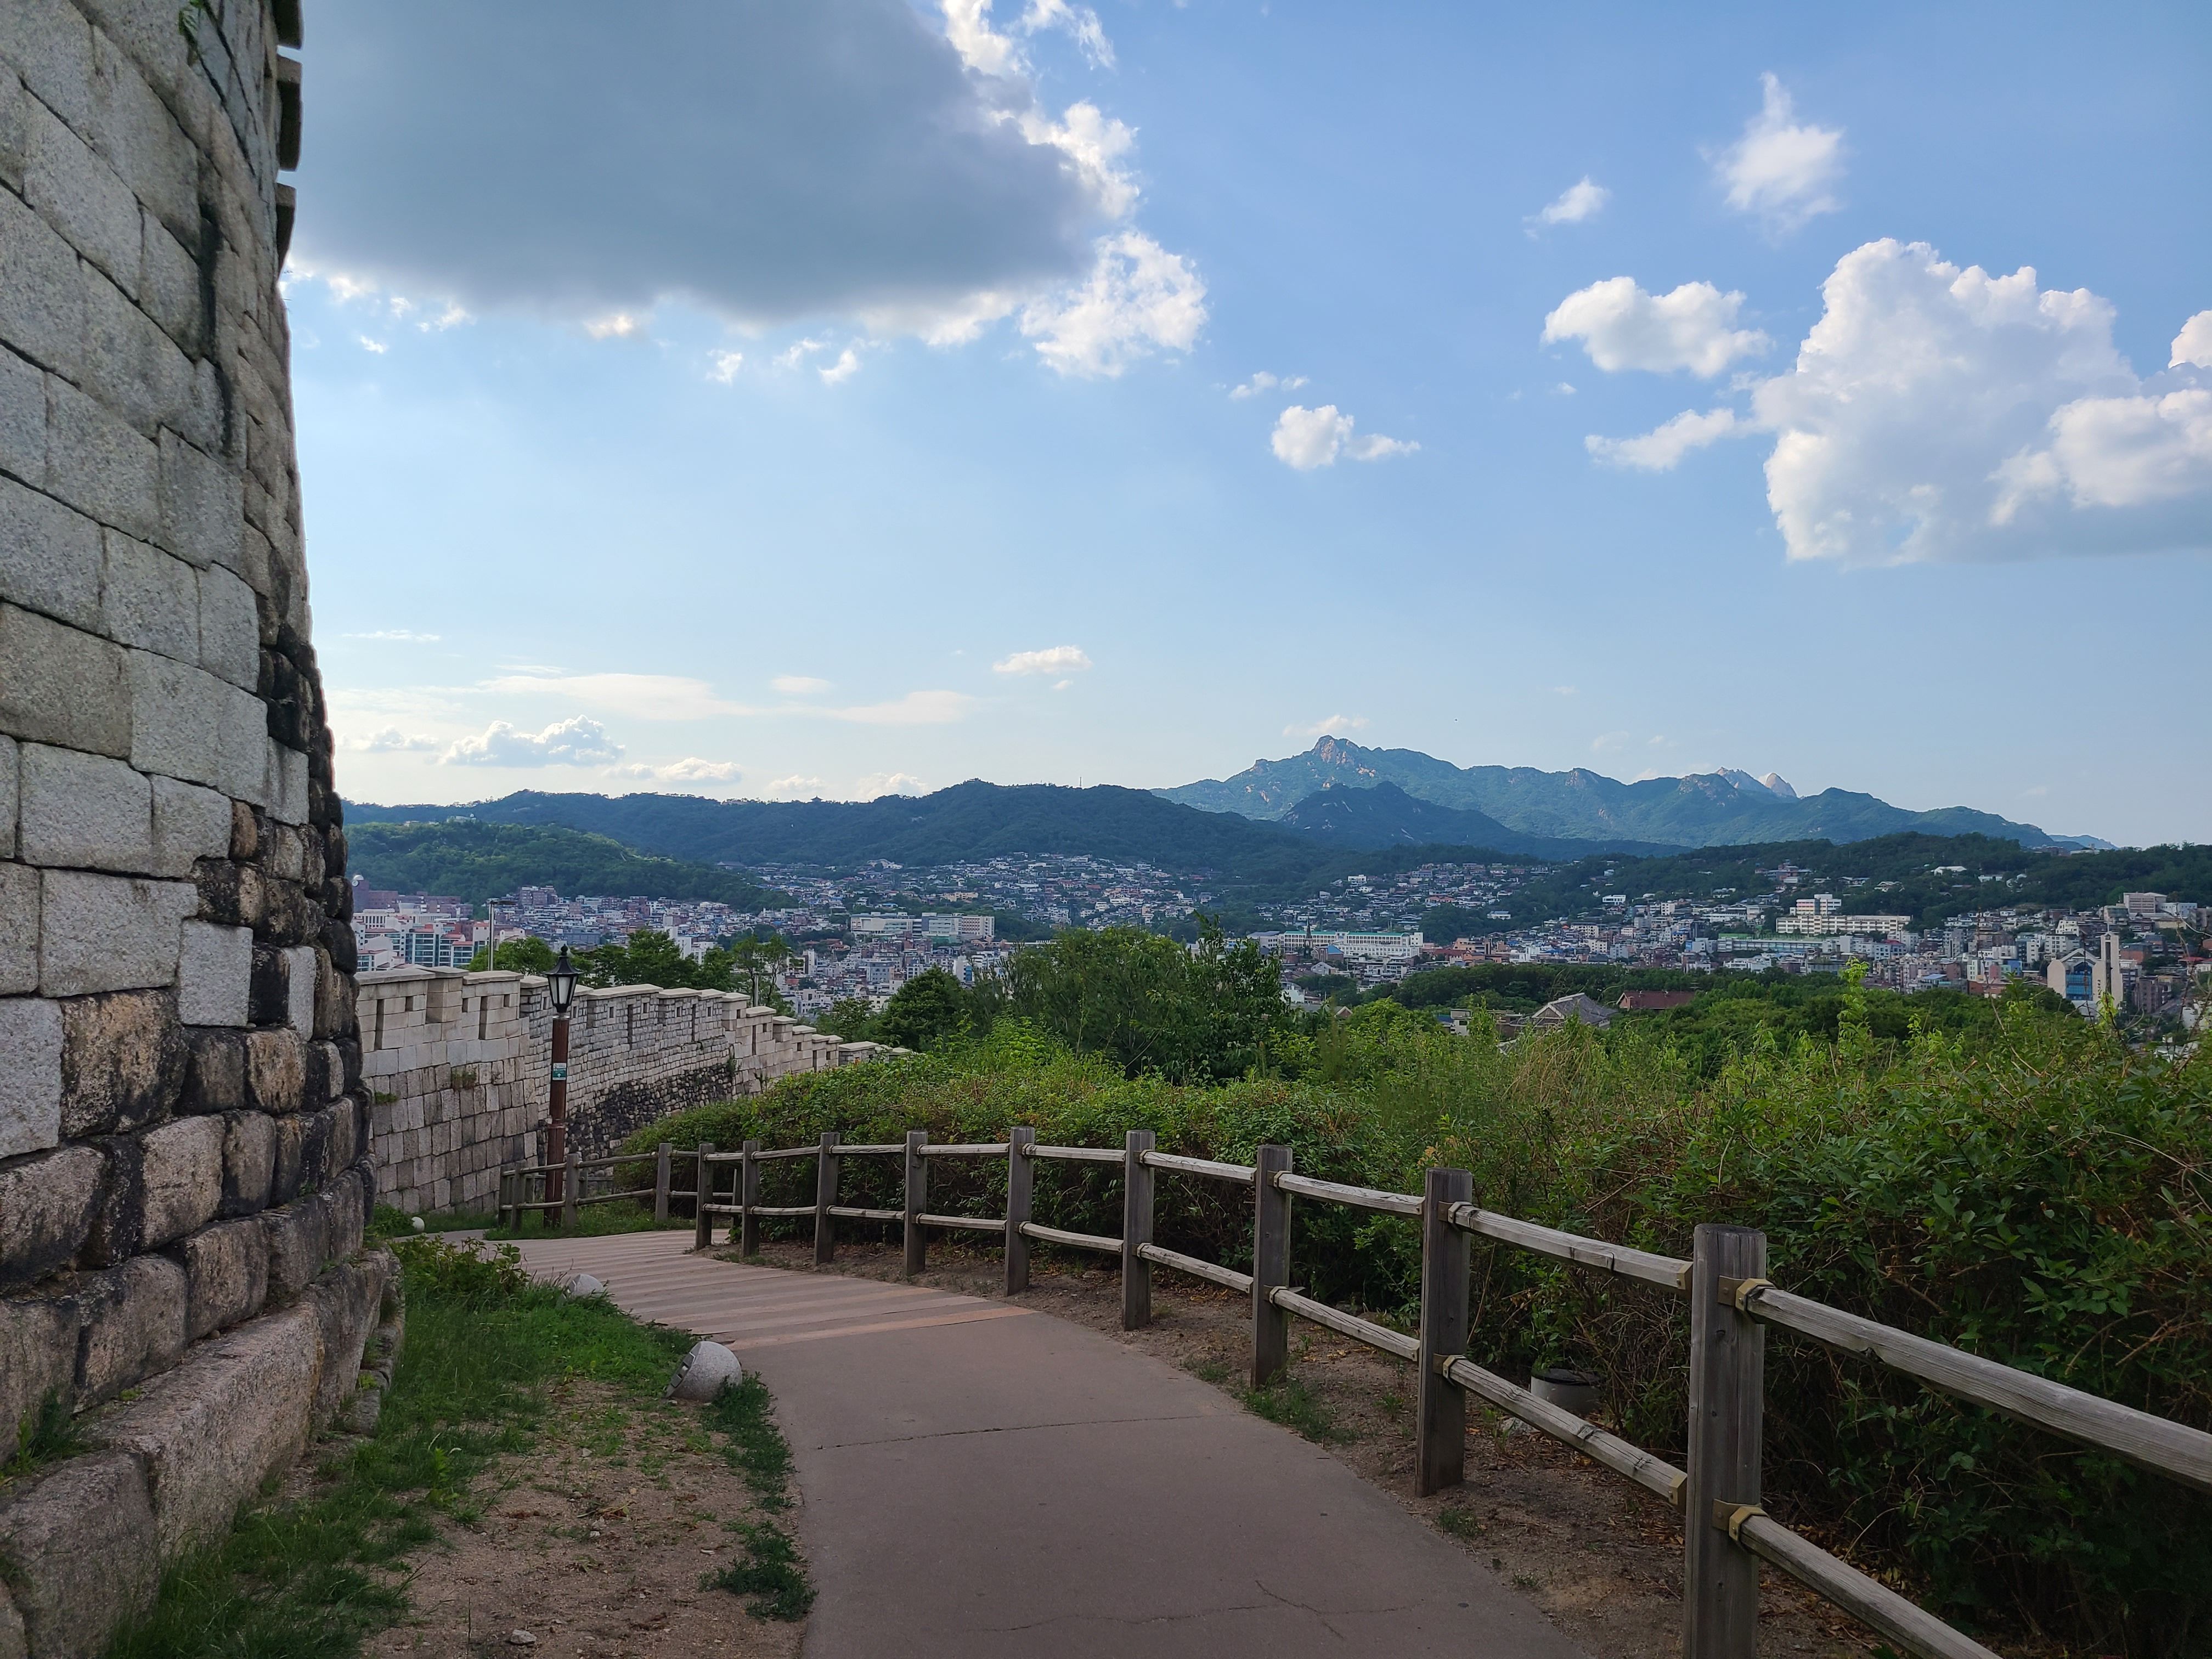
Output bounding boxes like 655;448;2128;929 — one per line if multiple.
919;1143;1011;1158
700;1203;743;1216
1446;1203;1690;1292
1438;1355;1687;1508
1135;1242;1255;1294
918;1212;1008;1233
827;1205;902;1222
837;1143;904;1156
1138;1150;1256;1185
574;1187;654;1207
1270;1287;1419;1362
702;1150;748;1164
748;1204;819;1217
1017;1221;1121;1254
512;1153;636;1177
752;1146;821;1162
1028;1144;1124;1165
1742;1284;2212;1496
1275;1171;1423;1217
1735;1509;2001;1659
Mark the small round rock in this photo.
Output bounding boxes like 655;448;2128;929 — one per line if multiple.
507;1632;536;1648
561;1272;605;1299
666;1339;743;1401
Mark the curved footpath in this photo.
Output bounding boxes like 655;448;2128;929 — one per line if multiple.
512;1231;1588;1658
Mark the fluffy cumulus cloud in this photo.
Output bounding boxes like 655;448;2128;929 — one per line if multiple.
2171;312;2212;369
993;645;1092;675
1542;278;1769;377
1229;371;1307;400
344;727;438;753
301;1;1200;376
610;757;743;789
1269;405;1419;470
854;772;926;798
1589;240;2212;563
1528;177;1609;232
1284;714;1368;738
443;716;624;767
1711;74;1844;232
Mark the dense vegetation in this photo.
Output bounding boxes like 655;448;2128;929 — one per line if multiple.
346;820;777;910
625;944;2211;1654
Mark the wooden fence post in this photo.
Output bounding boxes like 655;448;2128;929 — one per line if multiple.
692;1143;715;1250
1685;1223;1767;1659
812;1131;841;1265
497;1161;512;1232
560;1148;578;1231
1416;1166;1474;1496
654;1142;673;1224
739;1138;761;1256
1005;1127;1035;1294
1122;1128;1155;1331
904;1130;929;1277
1252;1143;1293;1387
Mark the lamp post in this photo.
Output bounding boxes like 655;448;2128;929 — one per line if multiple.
545;946;579;1203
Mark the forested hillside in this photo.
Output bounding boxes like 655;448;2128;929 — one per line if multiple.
346;821;779;910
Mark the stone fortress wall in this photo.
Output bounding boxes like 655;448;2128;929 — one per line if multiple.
0;5;397;1657
357;966;893;1216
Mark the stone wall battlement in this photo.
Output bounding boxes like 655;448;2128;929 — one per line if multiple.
356;967;896;1215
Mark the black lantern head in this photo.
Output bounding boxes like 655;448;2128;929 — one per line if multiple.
546;946;579;1015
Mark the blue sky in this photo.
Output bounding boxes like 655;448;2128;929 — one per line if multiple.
290;1;2210;846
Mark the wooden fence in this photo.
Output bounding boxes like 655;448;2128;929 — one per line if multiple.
499;1132;2212;1659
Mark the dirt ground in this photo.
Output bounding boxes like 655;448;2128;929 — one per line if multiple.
363;1379;803;1659
735;1233;1886;1659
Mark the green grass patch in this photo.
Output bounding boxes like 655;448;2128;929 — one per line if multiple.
1436;1505;1482;1541
703;1374;794;1511
481;1204;689;1242
1239;1376;1344;1444
706;1520;814;1621
101;1237;809;1657
3;1391;87;1483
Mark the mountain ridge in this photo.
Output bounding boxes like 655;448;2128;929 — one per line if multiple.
1158;738;2108;850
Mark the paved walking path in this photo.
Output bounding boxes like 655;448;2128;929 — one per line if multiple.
512;1230;1587;1659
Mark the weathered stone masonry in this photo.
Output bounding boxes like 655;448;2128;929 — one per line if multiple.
358;966;894;1216
0;7;394;1658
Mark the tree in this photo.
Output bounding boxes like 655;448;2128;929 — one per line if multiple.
466;936;556;974
576;929;709;991
875;969;980;1051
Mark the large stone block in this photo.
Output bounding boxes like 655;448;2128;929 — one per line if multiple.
137;1112;223;1246
84;1302;320;1567
284;944;316;1032
0;1451;159;1659
0;995;62;1158
0;734;15;854
270;1103;330;1201
21;95;139;290
0;1291;77;1464
178;1026;243;1114
259;1191;327;1306
58;986;182;1137
0;1142;103;1285
0;347;40;486
36;868;192;996
150;776;230;877
306;1251;385;1423
137;214;200;353
18;742;152;873
217;1108;272;1215
84;28;196;238
174;1215;267;1340
196;566;260;690
0;183;86;382
42;371;158;543
0;475;100;631
97;528;198;660
176;919;250;1025
75;1252;186;1403
243;1025;303;1112
0;0;94;139
125;648;267;800
156;430;242;572
78;1132;141;1266
0;604;131;758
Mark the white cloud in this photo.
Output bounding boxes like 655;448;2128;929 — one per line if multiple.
943;0;1114;78
854;771;925;798
1750;240;2212;562
819;346;862;385
708;349;744;383
1230;370;1307;400
483;672;751;719
1542;277;1770;377
343;629;442;642
1712;73;1844;232
772;675;832;695
358;336;387;354
610;756;743;789
1021;232;1207;377
821;690;976;725
443;716;624;767
1527;176;1609;233
421;301;470;331
762;774;826;798
993;645;1091;675
343;727;439;753
1587;407;1745;470
1269;405;1419;470
1285;714;1368;738
583;311;645;340
1591;730;1630;753
2170;311;2212;369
